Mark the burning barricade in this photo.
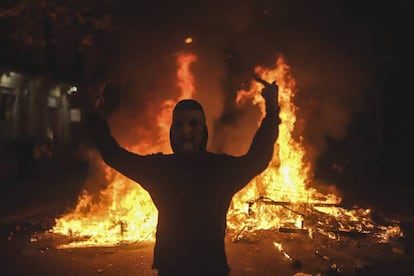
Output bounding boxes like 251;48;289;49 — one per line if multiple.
50;54;403;251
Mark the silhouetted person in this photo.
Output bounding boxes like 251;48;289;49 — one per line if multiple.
85;80;280;276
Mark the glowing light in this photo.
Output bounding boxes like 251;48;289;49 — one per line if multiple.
67;86;77;94
176;53;197;99
0;71;25;88
52;53;198;248
52;55;403;248
184;37;193;44
273;242;293;260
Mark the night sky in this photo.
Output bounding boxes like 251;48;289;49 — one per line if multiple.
1;0;413;206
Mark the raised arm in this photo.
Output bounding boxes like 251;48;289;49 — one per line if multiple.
79;82;157;185
245;77;281;173
222;78;280;194
85;111;140;173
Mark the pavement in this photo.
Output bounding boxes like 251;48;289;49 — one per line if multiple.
1;157;414;275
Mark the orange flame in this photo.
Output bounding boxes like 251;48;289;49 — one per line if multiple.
52;54;403;248
176;53;197;99
227;56;340;235
52;52;197;248
227;56;402;241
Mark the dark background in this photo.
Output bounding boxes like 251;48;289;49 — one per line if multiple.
0;0;413;209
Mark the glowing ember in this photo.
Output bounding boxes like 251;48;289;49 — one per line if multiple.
273;241;293;261
52;54;403;248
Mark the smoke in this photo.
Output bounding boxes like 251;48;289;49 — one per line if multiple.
287;34;375;162
101;0;376;165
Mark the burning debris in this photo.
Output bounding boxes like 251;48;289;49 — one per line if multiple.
50;54;403;251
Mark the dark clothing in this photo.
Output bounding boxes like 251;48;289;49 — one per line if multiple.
87;111;279;275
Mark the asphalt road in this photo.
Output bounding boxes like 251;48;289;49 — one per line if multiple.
1;219;414;276
1;160;414;276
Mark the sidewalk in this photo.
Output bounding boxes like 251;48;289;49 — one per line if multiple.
0;158;88;229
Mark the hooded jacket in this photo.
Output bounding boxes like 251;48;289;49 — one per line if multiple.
86;100;279;275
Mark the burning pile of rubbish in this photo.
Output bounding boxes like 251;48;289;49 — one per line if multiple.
50;54;403;249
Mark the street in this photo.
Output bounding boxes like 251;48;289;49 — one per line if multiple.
1;155;414;276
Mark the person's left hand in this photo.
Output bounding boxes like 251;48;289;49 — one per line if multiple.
253;74;279;110
261;81;279;109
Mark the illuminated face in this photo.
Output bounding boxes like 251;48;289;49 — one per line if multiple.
171;109;205;154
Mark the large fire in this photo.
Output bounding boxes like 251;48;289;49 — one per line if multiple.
52;53;403;248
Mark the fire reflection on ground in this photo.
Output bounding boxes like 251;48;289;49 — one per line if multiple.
25;223;410;275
